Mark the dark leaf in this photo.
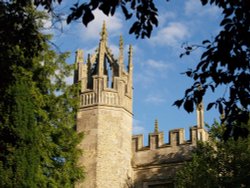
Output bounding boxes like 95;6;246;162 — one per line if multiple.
110;6;116;16
129;21;140;34
121;5;133;20
150;15;158;27
186;46;192;50
218;102;223;114
149;2;158;12
99;2;110;15
220;18;232;26
185;88;193;96
200;0;208;5
67;15;73;24
223;7;234;18
206;102;215;111
82;9;94;27
131;0;136;9
185;71;192;77
202;40;210;44
201;50;209;60
89;0;99;10
209;84;215;92
173;99;184;108
184;99;194;113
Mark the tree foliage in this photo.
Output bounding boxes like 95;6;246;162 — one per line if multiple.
176;120;250;188
0;77;40;187
33;0;249;139
34;0;159;39
0;1;83;186
175;0;250;140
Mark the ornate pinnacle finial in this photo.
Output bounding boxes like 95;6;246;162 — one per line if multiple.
119;35;124;49
129;45;133;54
154;119;159;133
75;49;84;64
128;45;133;62
128;45;133;72
100;21;108;41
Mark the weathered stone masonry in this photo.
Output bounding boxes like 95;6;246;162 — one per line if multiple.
74;22;208;188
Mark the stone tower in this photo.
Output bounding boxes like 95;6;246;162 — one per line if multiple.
74;22;133;188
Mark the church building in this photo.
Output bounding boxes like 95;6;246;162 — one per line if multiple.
74;22;208;188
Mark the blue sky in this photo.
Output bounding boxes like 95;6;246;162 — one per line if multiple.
44;0;223;144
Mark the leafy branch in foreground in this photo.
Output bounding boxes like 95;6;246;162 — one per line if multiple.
174;0;250;140
34;0;159;39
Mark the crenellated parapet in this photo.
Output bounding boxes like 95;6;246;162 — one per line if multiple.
132;126;207;153
132;119;208;169
132;120;209;187
133;120;208;153
133;94;208;155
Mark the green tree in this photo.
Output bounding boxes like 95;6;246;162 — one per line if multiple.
0;75;40;187
175;121;250;188
35;0;250;139
0;1;83;187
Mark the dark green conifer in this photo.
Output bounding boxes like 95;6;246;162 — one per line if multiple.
0;1;84;187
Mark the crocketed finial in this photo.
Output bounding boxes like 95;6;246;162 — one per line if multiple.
100;21;108;41
154;119;159;133
119;35;124;49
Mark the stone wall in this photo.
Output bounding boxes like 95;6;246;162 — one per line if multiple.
76;106;133;188
132;126;208;187
76;107;98;188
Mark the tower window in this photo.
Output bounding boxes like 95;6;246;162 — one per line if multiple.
104;56;113;88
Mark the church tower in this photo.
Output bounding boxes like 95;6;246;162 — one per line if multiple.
75;22;133;188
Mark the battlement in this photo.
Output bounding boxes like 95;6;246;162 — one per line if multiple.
132;121;208;170
131;120;209;188
132;126;206;153
132;99;208;154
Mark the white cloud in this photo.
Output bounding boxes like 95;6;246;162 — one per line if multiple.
185;0;220;17
145;94;166;105
158;11;176;26
78;10;123;41
145;59;172;71
134;58;174;88
150;22;189;47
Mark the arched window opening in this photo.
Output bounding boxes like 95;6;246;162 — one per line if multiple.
104;56;113;88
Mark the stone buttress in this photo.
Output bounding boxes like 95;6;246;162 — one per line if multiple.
74;22;133;188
